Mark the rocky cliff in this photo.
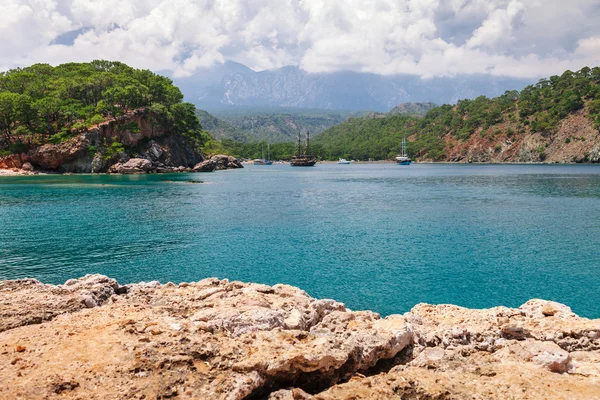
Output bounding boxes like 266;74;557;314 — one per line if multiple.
0;109;244;174
441;109;600;163
1;275;598;399
24;108;204;173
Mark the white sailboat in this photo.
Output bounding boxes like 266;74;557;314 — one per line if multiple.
253;144;273;165
395;137;411;165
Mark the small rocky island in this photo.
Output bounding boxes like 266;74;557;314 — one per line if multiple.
0;275;598;399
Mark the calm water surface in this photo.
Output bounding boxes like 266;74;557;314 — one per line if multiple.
1;164;599;317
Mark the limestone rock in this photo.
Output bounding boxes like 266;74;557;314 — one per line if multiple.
108;158;153;174
0;274;122;333
194;154;244;172
0;276;599;399
495;340;572;373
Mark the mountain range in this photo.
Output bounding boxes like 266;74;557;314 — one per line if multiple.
195;104;437;144
174;61;535;112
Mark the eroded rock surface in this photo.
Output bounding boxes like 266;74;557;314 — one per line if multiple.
194;154;244;172
108;158;153;174
0;276;598;400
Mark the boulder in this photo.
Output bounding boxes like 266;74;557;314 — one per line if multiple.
193;154;243;172
0;154;27;169
108;158;153;174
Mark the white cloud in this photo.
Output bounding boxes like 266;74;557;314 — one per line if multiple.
0;0;599;79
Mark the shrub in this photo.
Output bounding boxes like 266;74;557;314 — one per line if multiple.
565;137;571;144
119;121;141;133
494;144;502;152
71;121;87;132
8;141;29;154
104;141;125;160
49;130;73;144
87;114;105;127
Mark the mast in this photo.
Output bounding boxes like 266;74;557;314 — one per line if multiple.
402;137;406;157
262;144;265;160
297;131;302;155
306;131;310;155
267;143;270;160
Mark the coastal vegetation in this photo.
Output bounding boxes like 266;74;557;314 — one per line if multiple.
313;67;600;161
0;61;206;156
210;68;600;162
197;108;356;143
200;104;435;159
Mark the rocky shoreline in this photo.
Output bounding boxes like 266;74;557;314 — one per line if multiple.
0;108;244;175
0;154;243;176
0;275;598;399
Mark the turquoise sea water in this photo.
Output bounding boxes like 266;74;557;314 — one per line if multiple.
1;164;599;318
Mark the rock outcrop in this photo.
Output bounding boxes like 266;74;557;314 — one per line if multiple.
0;110;246;174
108;158;154;174
0;276;598;399
440;109;600;164
194;154;244;172
23;109;206;173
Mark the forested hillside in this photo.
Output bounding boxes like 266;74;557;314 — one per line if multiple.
0;61;203;157
388;102;437;116
0;61;224;173
195;109;248;142
216;111;350;143
314;68;600;163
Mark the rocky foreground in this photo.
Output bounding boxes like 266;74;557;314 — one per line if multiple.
0;276;598;399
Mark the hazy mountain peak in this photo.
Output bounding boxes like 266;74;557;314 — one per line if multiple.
174;62;535;113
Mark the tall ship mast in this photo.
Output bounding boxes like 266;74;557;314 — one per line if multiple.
252;143;273;165
291;131;317;167
395;136;411;165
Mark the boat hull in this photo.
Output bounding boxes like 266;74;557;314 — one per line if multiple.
253;160;273;165
291;160;317;166
397;160;411;165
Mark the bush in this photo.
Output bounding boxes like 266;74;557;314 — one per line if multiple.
119;121;141;133
494;144;502;152
0;150;11;157
565;137;571;144
104;141;126;160
87;114;105;127
49;130;73;144
71;121;87;132
9;141;29;154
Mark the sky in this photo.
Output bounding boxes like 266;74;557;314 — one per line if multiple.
1;0;599;79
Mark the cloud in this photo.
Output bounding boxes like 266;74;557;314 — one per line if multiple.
0;0;599;79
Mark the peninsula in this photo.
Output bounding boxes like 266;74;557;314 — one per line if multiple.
1;275;598;399
0;61;242;175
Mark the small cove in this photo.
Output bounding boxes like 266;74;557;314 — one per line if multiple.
1;164;599;317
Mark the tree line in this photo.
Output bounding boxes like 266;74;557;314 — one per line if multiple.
218;67;600;161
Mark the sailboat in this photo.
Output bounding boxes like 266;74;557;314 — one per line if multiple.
395;137;411;165
253;144;273;165
291;131;317;167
